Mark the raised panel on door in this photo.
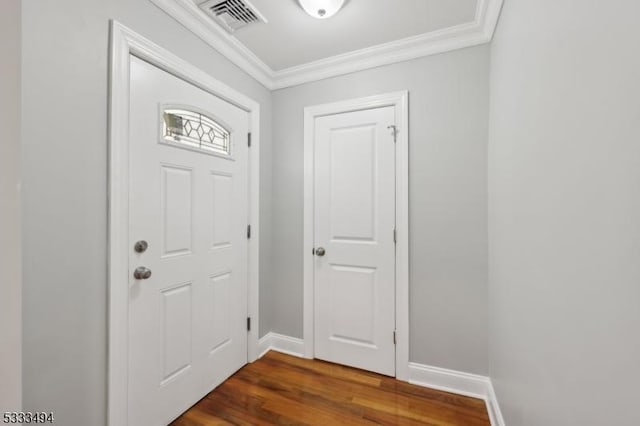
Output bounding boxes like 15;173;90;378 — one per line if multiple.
128;55;249;426
314;106;396;377
161;283;193;385
207;272;231;354
210;172;233;250
329;265;377;346
330;125;376;241
161;165;193;258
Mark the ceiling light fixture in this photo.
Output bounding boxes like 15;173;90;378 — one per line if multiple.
298;0;346;19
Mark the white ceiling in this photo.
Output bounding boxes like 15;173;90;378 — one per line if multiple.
228;0;479;71
152;0;502;89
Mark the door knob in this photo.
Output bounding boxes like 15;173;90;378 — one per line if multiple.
133;266;152;280
134;240;149;253
315;247;326;257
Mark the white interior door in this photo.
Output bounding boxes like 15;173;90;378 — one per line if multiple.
313;106;396;376
128;56;249;425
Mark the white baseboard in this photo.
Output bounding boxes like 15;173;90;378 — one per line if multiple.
257;334;504;425
486;380;506;426
408;362;489;399
257;332;306;359
408;362;505;426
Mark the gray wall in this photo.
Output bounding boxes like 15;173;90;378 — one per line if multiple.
272;46;490;373
0;0;22;413
21;0;272;424
488;1;640;424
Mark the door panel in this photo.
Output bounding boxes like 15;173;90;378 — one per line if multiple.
314;106;396;376
161;283;193;383
330;125;376;240
161;165;193;257
210;173;233;248
208;272;231;352
330;265;377;345
128;56;249;425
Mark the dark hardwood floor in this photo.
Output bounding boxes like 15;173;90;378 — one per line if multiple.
171;351;491;425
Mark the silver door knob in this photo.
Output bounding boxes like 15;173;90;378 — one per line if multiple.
133;266;152;280
315;247;326;257
134;240;149;253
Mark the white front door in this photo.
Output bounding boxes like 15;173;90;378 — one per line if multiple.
128;56;249;425
313;106;396;376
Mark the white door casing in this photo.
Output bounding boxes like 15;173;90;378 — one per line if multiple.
313;107;396;376
108;22;261;426
303;92;409;380
128;56;248;425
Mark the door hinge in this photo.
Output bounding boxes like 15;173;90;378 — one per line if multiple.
393;228;397;244
247;317;251;331
248;132;252;147
247;225;251;239
393;331;397;345
387;125;397;143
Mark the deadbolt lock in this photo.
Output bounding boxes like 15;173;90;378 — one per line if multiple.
134;240;149;253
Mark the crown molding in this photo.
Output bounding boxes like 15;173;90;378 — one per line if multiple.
150;0;503;90
272;20;483;89
150;0;275;88
480;0;504;40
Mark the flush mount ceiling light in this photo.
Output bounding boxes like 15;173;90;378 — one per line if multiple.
298;0;346;19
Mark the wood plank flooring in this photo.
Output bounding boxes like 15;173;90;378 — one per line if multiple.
171;351;490;426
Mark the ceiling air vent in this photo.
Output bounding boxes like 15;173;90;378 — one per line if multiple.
199;0;267;33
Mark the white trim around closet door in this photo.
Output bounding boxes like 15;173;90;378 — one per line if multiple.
302;91;410;380
107;20;261;426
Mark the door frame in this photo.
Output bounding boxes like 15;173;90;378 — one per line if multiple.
107;21;261;426
302;91;409;380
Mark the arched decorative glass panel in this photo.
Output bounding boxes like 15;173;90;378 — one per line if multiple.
162;108;231;156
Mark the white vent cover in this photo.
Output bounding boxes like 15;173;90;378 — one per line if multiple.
199;0;267;33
